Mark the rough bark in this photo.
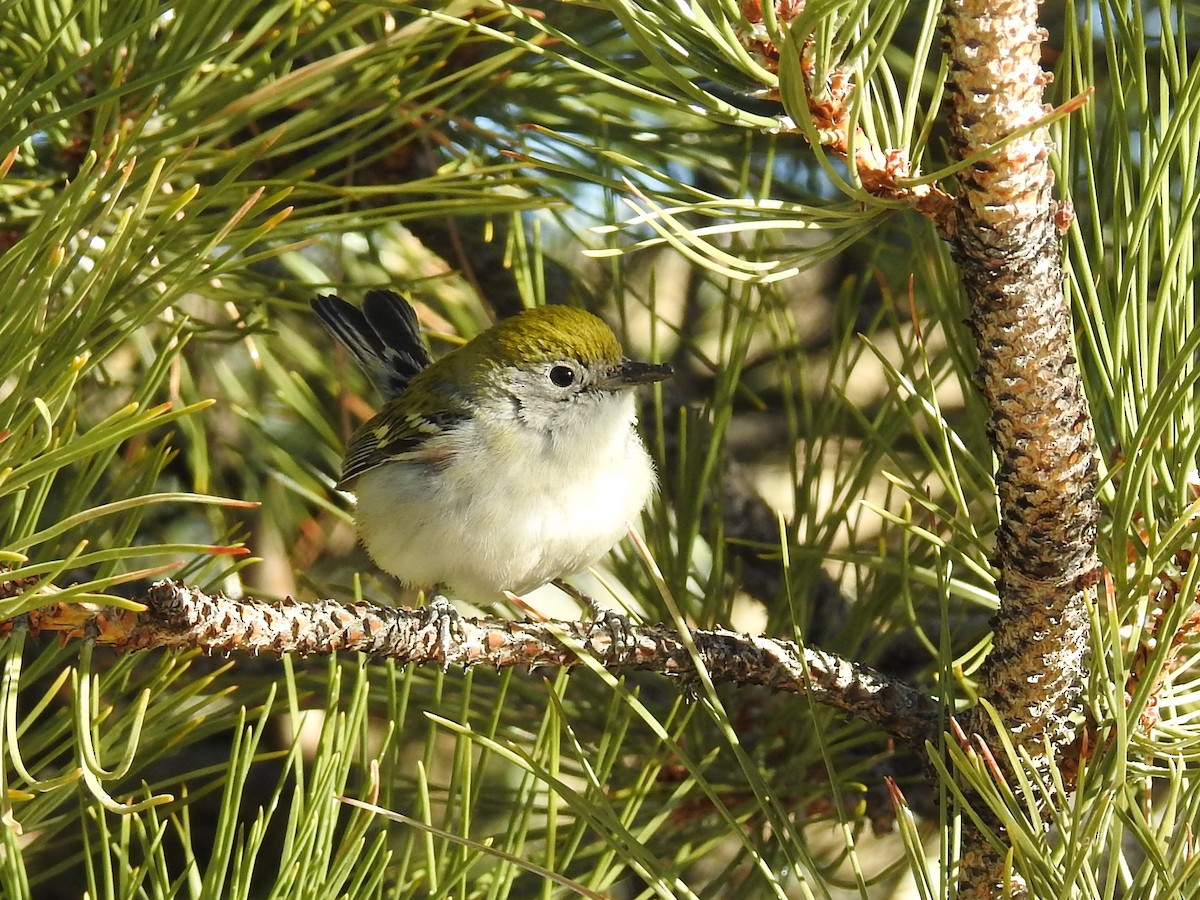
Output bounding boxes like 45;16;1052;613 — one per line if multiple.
1;579;941;746
942;0;1101;895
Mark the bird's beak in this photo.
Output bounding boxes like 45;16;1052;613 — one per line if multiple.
600;359;673;390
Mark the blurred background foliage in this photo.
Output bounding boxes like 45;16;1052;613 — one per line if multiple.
1;0;1199;897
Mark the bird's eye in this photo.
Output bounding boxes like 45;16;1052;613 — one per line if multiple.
549;365;576;388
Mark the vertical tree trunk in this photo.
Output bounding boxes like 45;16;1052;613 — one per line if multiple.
942;0;1101;895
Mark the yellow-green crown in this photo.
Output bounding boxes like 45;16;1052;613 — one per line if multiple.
471;305;623;366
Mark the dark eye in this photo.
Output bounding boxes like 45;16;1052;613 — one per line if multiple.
549;365;576;387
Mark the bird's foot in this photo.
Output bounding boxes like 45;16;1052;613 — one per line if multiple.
552;579;636;656
589;601;637;657
419;594;466;668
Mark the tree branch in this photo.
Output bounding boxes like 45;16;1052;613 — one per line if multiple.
740;1;1100;893
1;579;941;747
738;0;958;225
942;0;1101;896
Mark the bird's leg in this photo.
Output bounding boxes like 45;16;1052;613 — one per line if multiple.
419;589;466;668
552;578;635;655
502;590;549;621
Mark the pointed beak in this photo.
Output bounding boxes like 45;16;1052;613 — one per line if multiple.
599;359;673;391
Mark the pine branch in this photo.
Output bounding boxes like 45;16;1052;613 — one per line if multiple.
740;2;957;225
1;579;940;747
941;0;1101;895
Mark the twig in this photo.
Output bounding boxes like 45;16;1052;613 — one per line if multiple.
738;1;957;227
1;579;941;747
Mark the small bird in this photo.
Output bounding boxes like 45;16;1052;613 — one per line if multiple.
312;290;671;606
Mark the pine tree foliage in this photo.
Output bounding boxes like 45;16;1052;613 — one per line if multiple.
1;1;1198;897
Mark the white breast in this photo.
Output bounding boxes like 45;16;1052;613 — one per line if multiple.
353;391;656;603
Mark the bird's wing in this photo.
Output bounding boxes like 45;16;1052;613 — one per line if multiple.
338;402;465;487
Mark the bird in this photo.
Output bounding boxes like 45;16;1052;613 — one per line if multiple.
312;289;671;608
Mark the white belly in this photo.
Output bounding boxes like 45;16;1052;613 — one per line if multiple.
353;393;656;602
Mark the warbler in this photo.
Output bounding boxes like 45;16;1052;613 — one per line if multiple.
312;290;671;605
